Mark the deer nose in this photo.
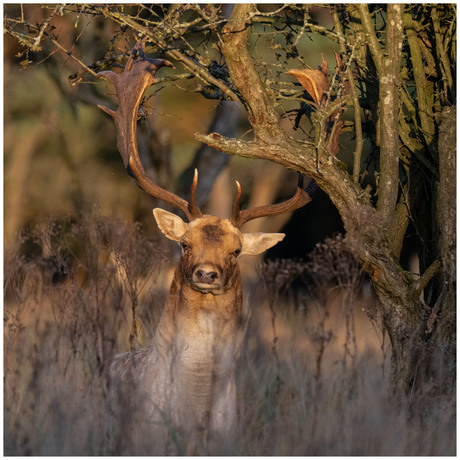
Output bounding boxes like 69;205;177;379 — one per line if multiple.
193;265;220;284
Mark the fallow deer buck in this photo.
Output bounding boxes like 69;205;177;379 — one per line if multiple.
97;40;312;450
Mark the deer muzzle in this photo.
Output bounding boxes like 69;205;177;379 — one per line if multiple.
192;263;222;293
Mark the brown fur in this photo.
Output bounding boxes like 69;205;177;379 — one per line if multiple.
108;211;284;451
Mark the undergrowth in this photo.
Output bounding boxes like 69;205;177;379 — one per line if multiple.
4;218;456;455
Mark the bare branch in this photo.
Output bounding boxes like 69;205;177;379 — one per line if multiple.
376;4;404;224
403;10;435;147
48;36;98;79
431;6;454;100
220;4;285;142
389;191;411;260
413;260;441;299
332;9;363;183
97;7;240;103
358;4;383;75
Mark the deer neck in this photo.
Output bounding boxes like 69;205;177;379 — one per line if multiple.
153;264;244;358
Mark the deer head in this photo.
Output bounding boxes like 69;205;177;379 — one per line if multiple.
153;206;284;295
97;40;312;295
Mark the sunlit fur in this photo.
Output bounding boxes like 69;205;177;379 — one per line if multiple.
107;211;284;449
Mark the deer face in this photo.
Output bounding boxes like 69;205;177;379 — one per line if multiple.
153;208;285;295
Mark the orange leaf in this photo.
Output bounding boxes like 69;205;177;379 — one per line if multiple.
286;54;329;107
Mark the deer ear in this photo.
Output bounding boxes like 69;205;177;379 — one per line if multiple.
153;208;188;241
241;233;285;256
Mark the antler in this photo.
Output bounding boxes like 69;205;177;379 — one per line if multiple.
97;40;312;225
97;39;202;221
231;174;313;228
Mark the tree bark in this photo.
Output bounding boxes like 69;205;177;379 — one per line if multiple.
376;5;404;225
434;106;456;391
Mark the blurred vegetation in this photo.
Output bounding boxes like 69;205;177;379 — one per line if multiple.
4;216;455;454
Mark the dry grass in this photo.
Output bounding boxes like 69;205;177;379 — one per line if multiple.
4;218;456;455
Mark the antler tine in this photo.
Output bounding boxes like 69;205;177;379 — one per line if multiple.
97;40;201;222
188;169;202;219
231;174;313;228
231;181;242;225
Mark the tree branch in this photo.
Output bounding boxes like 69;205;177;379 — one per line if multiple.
47;35;98;79
193;132;303;171
390;191;411;260
358;4;383;76
376;4;404;225
403;10;435;147
220;4;285;142
332;9;363;183
413;259;441;299
431;6;454;100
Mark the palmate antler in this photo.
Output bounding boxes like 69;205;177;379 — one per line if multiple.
97;39;201;221
98;40;312;226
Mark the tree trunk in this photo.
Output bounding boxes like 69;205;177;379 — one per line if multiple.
433;105;456;392
345;215;439;394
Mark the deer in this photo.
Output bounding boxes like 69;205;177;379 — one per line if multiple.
96;40;312;452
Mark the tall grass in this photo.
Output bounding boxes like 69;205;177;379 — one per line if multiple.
4;216;456;455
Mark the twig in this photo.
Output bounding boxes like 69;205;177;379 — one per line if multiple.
332;10;363;183
30;4;64;51
47;35;98;79
98;8;240;102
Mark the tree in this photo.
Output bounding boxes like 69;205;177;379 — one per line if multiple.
4;4;456;394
